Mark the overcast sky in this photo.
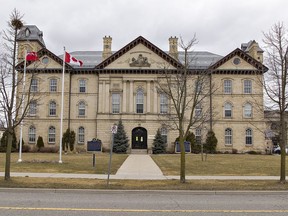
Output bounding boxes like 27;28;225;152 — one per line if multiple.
0;0;287;56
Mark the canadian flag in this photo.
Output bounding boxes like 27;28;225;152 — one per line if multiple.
26;52;39;61
64;52;83;66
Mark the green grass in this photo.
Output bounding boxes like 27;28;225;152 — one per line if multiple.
0;152;128;174
1;152;288;190
1;178;288;190
151;154;288;176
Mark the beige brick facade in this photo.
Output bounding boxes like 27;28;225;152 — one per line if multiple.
15;25;268;153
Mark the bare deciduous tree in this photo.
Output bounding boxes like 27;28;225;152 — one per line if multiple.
0;9;36;180
262;22;288;183
155;36;214;183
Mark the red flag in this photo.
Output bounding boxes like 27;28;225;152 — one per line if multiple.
65;52;83;66
26;52;39;61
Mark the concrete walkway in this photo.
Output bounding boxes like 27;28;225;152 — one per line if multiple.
0;155;286;180
115;155;166;179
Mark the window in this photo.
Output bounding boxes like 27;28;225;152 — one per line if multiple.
136;88;144;113
246;128;253;145
29;100;37;116
244;103;252;118
78;127;85;144
224;102;232;118
244;80;252;94
78;101;86;116
195;104;202;117
195;128;201;144
112;93;120;114
195;80;202;94
42;57;49;64
160;93;168;114
225;128;232;145
31;79;38;92
161;127;168;144
79;79;86;93
49;101;56;116
28;126;36;143
224;80;232;94
50;78;57;92
48;126;56;143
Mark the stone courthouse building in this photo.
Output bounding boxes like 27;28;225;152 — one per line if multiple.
16;25;268;153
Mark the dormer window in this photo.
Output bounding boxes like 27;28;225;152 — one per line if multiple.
25;28;30;37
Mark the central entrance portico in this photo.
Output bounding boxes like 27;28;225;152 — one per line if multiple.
132;127;147;149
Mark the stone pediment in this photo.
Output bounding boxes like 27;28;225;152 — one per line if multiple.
96;36;183;70
210;48;268;73
16;48;74;72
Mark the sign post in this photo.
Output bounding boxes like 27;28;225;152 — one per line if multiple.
87;138;102;168
107;124;118;187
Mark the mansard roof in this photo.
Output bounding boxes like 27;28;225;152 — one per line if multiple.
95;36;184;69
17;25;46;48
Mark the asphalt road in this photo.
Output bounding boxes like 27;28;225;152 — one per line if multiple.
1;189;288;216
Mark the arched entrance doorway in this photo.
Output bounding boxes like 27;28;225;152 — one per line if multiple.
132;127;147;149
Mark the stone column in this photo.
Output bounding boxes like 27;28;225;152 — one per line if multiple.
123;81;127;113
99;81;104;113
147;81;151;113
129;81;134;113
153;82;158;113
105;82;110;113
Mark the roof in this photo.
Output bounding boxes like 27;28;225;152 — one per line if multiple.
59;50;222;69
16;25;46;47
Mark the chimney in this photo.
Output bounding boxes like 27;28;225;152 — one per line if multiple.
102;36;112;60
169;36;178;60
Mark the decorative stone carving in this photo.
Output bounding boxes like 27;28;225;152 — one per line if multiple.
130;54;151;67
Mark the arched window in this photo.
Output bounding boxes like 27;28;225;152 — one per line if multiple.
246;128;253;145
78;127;85;144
224;102;232;118
136;88;144;113
28;126;36;143
49;101;56;116
78;101;86;116
225;128;232;145
161;127;168;144
244;103;252;118
48;126;56;143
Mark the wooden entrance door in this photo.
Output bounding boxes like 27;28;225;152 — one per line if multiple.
132;127;147;149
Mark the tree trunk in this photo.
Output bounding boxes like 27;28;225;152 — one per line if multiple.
4;129;13;181
179;136;186;183
280;118;286;183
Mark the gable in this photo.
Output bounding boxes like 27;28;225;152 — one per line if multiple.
216;55;258;70
104;43;176;69
96;36;183;70
210;48;268;73
27;54;63;69
16;48;74;72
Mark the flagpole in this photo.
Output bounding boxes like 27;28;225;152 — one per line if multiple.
59;47;65;163
18;49;27;163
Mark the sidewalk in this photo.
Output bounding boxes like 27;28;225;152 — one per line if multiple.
0;155;285;180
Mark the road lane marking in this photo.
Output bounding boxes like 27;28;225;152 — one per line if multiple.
1;207;288;213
